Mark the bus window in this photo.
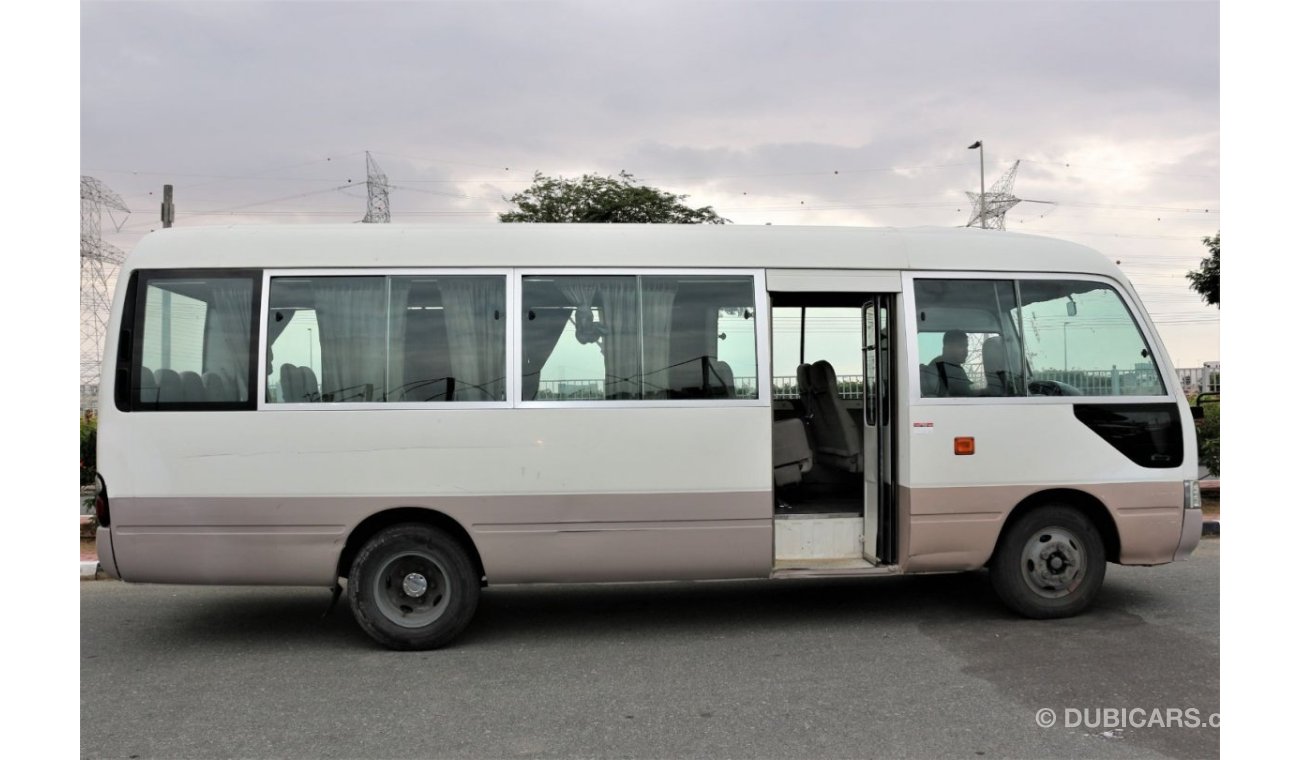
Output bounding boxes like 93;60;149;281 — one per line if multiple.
130;272;257;408
521;274;756;401
1016;280;1165;396
913;279;1022;398
266;275;507;403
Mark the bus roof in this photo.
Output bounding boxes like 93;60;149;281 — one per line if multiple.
123;224;1125;278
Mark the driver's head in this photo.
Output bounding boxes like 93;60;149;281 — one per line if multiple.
942;330;969;364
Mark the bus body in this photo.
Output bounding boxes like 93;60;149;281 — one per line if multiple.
95;224;1202;649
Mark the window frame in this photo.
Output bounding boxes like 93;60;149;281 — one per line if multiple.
116;268;264;413
515;268;770;409
257;268;516;411
902;271;1177;405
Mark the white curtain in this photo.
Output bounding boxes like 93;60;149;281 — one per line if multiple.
385;279;413;401
204;280;253;400
439;277;506;401
599;279;641;399
640;279;677;399
313;278;388;402
555;278;602;345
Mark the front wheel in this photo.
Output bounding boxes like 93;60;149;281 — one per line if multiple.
989;505;1106;619
347;523;480;650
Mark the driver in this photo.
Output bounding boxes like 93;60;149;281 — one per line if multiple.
925;330;973;396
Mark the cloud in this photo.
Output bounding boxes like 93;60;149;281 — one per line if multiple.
82;0;1219;363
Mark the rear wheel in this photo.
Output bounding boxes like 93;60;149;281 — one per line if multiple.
990;505;1106;619
347;523;480;650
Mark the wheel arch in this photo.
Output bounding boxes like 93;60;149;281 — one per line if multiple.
337;507;487;585
993;488;1121;565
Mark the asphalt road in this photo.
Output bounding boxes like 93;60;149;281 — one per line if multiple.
81;540;1219;759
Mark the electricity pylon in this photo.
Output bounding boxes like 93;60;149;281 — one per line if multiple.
81;176;130;410
966;160;1023;231
362;151;391;223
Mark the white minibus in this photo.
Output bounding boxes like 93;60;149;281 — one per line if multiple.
94;224;1203;649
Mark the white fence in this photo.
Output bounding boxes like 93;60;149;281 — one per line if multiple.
1176;366;1221;395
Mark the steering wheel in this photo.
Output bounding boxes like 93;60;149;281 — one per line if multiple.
1028;380;1062;396
1029;380;1083;396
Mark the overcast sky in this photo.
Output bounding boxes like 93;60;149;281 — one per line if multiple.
80;0;1220;365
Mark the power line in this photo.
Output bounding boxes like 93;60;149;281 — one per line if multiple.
1020;158;1218;181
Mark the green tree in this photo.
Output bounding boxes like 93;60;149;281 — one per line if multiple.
499;171;728;224
80;414;97;486
1197;401;1219;477
1187;232;1219;307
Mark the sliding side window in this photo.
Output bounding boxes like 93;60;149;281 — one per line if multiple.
120;270;260;410
521;274;757;401
914;279;1022;398
266;275;506;403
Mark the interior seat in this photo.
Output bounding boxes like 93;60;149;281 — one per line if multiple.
203;372;230;402
180;371;207;402
299;365;320;402
279;363;302;403
772;418;813;487
706;358;735;398
139;367;159;404
982;336;1011;396
799;360;862;473
155;368;182;403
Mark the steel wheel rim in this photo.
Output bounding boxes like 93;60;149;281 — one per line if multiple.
372;549;451;628
1019;526;1087;599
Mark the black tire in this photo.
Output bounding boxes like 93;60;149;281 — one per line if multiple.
989;505;1106;619
347;523;480;650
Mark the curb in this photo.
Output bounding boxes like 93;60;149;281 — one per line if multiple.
81;515;106;579
1202;519;1220;537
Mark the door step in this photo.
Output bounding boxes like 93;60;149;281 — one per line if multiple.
771;558;898;579
775;515;862;560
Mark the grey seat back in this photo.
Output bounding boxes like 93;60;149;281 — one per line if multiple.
920;363;941;397
180;371;207;402
299;365;320;402
796;363;814;411
772;418;813;487
139;367;159;404
279;363;302;402
203;372;230;402
707;358;735;398
982;336;1010;395
155;368;182;402
803;360;862;473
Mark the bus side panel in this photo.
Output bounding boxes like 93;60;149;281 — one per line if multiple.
97;406;774;585
899;403;1193;573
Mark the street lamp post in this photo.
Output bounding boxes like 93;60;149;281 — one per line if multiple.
968;140;986;228
1063;321;1069;372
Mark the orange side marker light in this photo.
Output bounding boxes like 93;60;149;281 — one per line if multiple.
954;437;975;455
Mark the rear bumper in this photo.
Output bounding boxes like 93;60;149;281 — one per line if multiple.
1174;509;1203;561
96;526;120;580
